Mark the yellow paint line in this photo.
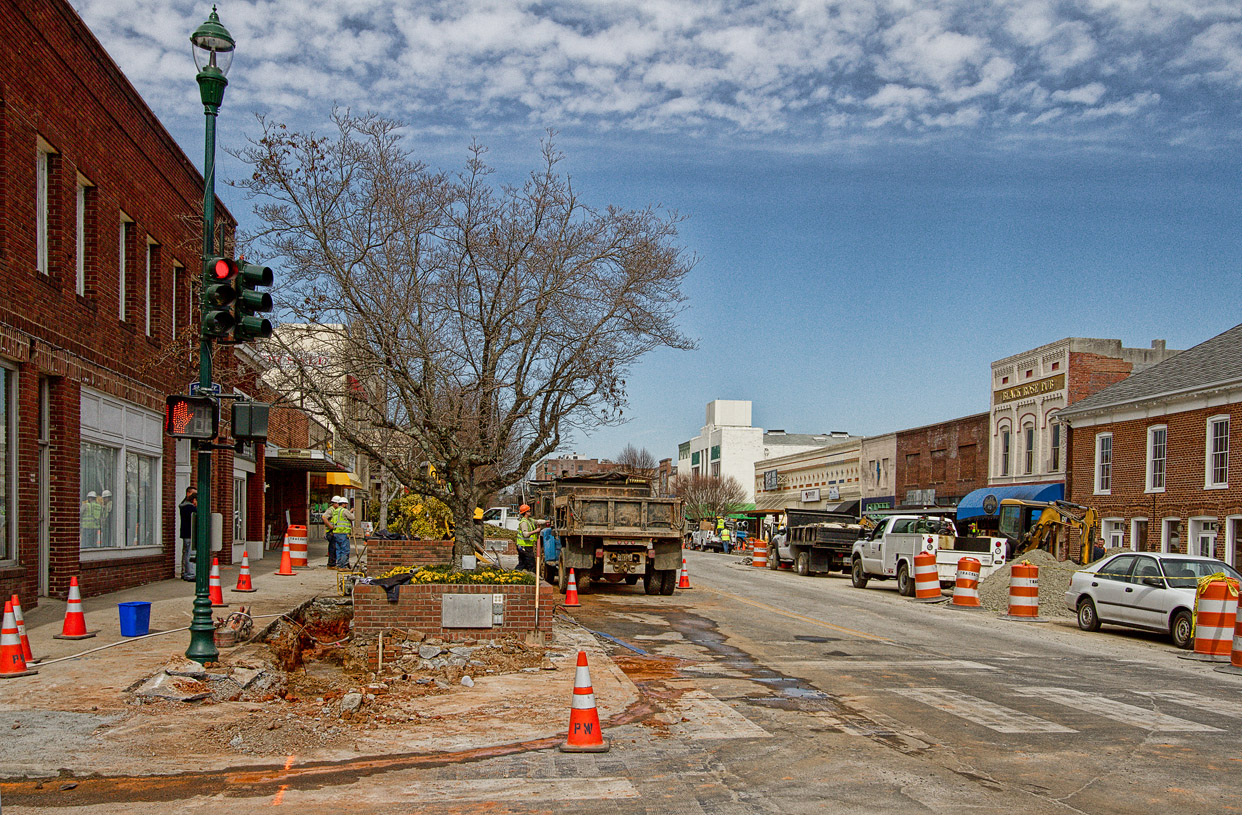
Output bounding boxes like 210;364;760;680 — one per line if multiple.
701;587;892;643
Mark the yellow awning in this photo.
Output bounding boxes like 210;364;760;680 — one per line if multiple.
325;471;363;489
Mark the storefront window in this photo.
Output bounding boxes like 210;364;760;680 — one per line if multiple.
80;442;118;549
0;366;13;561
125;452;158;548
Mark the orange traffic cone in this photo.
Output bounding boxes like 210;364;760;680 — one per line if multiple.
53;576;96;640
678;558;691;590
232;548;257;593
10;595;36;664
209;558;228;607
563;568;581;607
275;538;297;576
558;650;609;752
1;600;37;678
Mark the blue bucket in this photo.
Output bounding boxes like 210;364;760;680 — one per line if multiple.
118;601;151;637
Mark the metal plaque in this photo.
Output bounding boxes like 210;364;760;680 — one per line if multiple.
442;594;493;628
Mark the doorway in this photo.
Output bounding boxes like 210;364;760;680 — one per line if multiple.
37;378;50;596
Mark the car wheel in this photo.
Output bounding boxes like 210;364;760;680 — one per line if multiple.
795;552;811;576
768;549;781;570
897;563;912;597
659;568;677;595
1171;610;1194;649
624;574;640;585
1077;598;1100;632
851;558;869;588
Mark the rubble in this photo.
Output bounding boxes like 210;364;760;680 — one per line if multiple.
978;549;1079;618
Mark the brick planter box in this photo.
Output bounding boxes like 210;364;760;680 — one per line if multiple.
354;582;555;670
365;539;454;576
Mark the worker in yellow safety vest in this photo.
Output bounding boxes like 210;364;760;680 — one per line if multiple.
323;496;355;569
80;490;104;548
516;505;538;572
718;517;732;554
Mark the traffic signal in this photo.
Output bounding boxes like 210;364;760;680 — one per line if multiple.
165;394;219;440
202;257;238;339
231;401;270;441
233;261;274;342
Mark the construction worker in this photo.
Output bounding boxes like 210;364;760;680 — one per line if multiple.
516;504;538;572
720;520;732;554
80;490;103;549
324;496;355;569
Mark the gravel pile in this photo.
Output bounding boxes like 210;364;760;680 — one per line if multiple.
978;549;1080;618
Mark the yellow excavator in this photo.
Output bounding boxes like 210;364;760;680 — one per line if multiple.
998;499;1102;564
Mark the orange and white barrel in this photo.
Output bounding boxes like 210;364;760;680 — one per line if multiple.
286;524;308;567
913;551;943;601
1193;577;1239;660
1005;562;1040;618
752;541;767;568
951;557;982;608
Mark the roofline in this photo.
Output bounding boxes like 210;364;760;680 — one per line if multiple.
894;411;989;436
1058;375;1242;420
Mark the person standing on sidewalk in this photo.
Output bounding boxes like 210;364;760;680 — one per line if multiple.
325;496;355;569
516;504;538;572
179;487;197;581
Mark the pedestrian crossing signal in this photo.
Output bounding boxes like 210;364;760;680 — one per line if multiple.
165;394;218;440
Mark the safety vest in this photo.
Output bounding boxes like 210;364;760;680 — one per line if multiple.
81;501;103;530
329;507;352;535
721;527;731;541
517;516;537;548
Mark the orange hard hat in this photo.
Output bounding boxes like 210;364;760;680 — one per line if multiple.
519;504;530;513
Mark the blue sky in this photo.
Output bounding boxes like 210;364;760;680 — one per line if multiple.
80;0;1242;463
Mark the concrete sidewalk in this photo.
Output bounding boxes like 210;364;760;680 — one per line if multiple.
0;540;637;780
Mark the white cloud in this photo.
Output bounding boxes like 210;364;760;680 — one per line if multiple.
1051;82;1108;104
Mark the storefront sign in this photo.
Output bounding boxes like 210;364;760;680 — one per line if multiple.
763;470;778;491
801;488;820;503
994;373;1065;405
828;486;840;500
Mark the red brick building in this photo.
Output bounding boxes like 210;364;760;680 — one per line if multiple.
0;0;315;602
534;455;615;481
1060;324;1242;570
894;413;990;509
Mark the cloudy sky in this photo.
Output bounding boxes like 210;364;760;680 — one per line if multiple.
80;0;1242;461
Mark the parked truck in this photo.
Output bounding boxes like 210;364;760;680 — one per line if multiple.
480;506;521;531
769;508;864;576
532;472;685;596
850;515;951;595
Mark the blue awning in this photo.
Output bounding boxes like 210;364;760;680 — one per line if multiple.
956;483;1064;521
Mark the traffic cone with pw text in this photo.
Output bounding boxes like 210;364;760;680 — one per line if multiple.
209;559;228;607
53;577;96;640
678;558;691;589
558;650;609;752
0;600;37;678
232;548;257;592
563;568;580;607
10;595;36;663
275;536;297;576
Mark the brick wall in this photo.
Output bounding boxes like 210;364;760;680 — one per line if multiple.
1067;352;1134;405
366;539;455;576
1068;403;1242;563
895;413;990;506
353;582;557;668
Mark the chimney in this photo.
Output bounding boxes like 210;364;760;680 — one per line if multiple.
1151;340;1166;352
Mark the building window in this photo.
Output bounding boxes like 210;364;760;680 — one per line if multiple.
1103;519;1125;550
145;240;158;336
1023;424;1035;475
1146;425;1166;492
118;215;132;321
1189;518;1218;559
1095;433;1112;494
0;364;14;562
999;428;1011;477
79;390;163;554
1161;518;1180;554
36;142;52;274
75;175;92;296
1050;422;1061;471
1207;416;1229;488
1051;361;1060;371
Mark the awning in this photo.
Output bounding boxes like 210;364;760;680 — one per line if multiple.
326;471;364;490
264;446;347;474
956;482;1065;520
827;500;860;516
754;494;791;512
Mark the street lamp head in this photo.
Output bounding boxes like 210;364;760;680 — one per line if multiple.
190;5;235;77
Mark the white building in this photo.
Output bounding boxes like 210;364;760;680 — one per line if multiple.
752;438;862;514
859;433;897;513
676;400;848;502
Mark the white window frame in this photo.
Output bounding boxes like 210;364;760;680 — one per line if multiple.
36;139;53;275
171;261;184;340
1050;421;1061;472
79;389;163;560
1023;423;1035;475
1188;517;1218;560
0;361;16;564
1227;515;1242;572
1094;433;1113;495
999;427;1011;477
1145;424;1166;493
118;213;132;321
1161;517;1180;555
1206;415;1229;489
1103;517;1125;551
75;174;92;296
1130;517;1148;553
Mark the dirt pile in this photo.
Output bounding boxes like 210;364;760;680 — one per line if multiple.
978;549;1081;618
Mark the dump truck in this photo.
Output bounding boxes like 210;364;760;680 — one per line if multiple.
531;472;686;596
770;508;865;576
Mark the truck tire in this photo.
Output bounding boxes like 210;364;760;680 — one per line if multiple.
795;552;811;576
768;549;780;570
643;570;660;595
659;568;677;595
851;558;869;588
624;574;640;585
556;564;567;594
897;563;913;597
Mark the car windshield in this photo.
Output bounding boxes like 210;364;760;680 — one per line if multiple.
1161;559;1242;588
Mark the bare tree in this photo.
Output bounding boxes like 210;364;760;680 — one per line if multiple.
671;474;748;524
235;111;695;562
615;444;657;475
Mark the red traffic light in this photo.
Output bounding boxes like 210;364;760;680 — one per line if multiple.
211;257;238;280
164;394;219;440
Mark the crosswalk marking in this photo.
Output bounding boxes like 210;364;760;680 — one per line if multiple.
1015;687;1223;732
1133;690;1242;720
659;688;771;740
893;688;1076;733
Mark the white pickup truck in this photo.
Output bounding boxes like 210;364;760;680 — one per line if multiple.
850;515;947;596
480;506;522;531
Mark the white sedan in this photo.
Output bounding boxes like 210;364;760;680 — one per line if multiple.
1064;552;1242;649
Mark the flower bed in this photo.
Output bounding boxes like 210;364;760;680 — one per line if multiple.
376;564;534;585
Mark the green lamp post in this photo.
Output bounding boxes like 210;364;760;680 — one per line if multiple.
186;6;235;664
